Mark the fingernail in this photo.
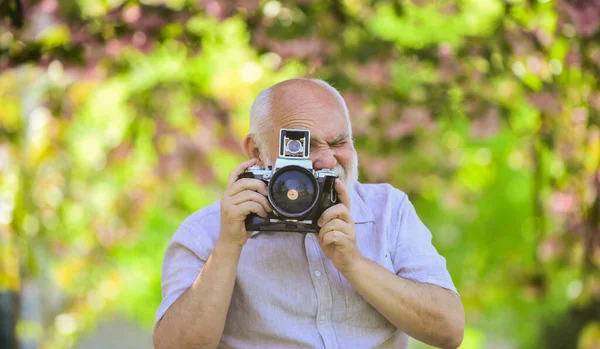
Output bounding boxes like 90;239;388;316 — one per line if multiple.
318;218;323;226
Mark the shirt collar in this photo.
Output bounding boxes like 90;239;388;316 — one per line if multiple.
349;181;375;224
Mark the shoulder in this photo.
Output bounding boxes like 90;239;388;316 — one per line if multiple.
353;182;408;208
350;182;410;225
173;200;222;248
180;200;221;230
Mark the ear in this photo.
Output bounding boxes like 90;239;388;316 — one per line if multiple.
243;134;265;166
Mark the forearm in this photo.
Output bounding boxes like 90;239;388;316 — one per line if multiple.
154;239;243;349
342;257;464;349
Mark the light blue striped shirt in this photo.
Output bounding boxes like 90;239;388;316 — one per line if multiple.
156;182;458;348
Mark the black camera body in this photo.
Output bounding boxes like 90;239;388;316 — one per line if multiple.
239;129;339;233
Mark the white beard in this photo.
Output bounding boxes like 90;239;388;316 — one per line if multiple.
334;149;359;190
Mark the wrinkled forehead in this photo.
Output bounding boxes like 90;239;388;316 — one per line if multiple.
268;82;349;142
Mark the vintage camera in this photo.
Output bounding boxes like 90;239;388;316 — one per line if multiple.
239;129;339;233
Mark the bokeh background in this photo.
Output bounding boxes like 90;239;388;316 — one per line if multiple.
1;0;599;348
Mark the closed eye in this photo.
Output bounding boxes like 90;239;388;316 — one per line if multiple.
328;133;349;147
328;140;347;147
310;133;349;148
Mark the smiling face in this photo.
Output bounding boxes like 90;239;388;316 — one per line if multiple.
245;79;359;188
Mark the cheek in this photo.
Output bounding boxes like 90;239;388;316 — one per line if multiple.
334;146;355;167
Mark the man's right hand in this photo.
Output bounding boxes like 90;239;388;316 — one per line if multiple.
155;159;269;349
219;158;272;248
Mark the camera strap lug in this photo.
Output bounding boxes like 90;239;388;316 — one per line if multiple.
330;183;337;203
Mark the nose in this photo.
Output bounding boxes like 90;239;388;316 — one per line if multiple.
311;148;337;171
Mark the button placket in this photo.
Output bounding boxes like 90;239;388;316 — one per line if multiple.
304;233;337;349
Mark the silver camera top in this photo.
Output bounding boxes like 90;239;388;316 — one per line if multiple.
246;165;335;181
245;165;273;180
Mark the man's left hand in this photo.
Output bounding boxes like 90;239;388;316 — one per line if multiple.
317;178;363;273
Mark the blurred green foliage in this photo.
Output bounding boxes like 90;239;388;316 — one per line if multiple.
1;0;599;348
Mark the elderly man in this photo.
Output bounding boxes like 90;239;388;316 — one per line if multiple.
153;79;464;349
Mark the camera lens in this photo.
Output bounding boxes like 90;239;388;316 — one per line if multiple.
269;166;318;217
286;140;302;154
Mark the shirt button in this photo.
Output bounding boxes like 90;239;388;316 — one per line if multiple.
315;271;321;277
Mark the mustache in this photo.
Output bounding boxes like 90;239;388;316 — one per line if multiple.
334;163;346;177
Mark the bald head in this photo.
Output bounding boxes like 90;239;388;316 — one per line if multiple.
246;78;359;188
269;79;348;126
249;79;351;145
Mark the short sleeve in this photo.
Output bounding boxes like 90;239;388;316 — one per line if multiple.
155;223;212;324
392;195;459;296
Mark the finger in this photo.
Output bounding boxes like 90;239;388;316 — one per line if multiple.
318;204;351;227
318;219;348;243
321;230;346;247
237;201;268;218
231;190;272;213
227;158;260;188
335;178;351;211
228;178;268;197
